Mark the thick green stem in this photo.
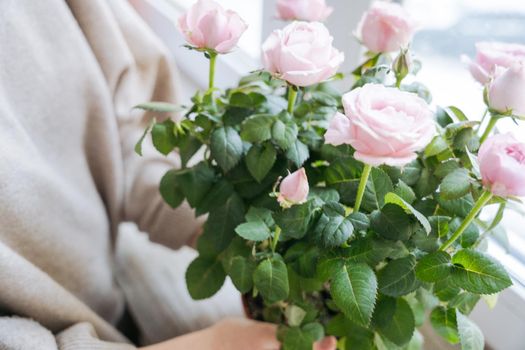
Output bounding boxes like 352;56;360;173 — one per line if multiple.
479;114;498;144
476;108;489;132
354;164;372;213
287;87;298;115
439;190;493;251
271;226;281;253
208;53;217;90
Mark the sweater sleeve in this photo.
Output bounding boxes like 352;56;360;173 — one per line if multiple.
0;318;135;350
66;0;203;249
108;0;205;250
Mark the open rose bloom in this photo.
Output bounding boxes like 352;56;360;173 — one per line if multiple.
463;41;525;84
178;0;247;53
355;1;417;53
276;0;333;22
479;133;525;197
325;84;435;166
262;21;344;87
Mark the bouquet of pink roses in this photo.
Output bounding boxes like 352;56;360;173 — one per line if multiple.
136;1;525;349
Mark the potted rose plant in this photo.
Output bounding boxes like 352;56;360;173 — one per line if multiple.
135;0;525;349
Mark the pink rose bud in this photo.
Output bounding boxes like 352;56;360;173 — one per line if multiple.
488;63;525;117
277;0;333;22
356;1;417;53
325;83;435;167
178;0;247;54
278;168;309;208
462;41;525;85
262;21;344;87
478;133;525;197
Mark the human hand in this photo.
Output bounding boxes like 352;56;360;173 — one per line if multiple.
140;317;336;350
211;318;337;350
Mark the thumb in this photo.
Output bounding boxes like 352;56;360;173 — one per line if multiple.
314;336;337;350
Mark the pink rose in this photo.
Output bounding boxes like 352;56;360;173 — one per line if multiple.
356;1;417;53
262;21;344;87
478;133;525;197
277;0;333;22
278;168;309;208
178;0;247;54
462;41;525;84
488;63;525;117
325;83;435;167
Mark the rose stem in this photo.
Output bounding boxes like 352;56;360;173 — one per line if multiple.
354;164;372;213
476;108;489;132
271;226;281;253
208;52;218;90
439;190;493;251
479;114;498;144
287;87;298;115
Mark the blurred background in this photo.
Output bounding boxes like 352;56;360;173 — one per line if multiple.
129;0;525;349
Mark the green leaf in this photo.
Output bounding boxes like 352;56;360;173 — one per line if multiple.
451;249;512;294
312;202;354;247
210;127;243;172
229;92;254;108
377;298;415;346
456;311;484;350
272;119;298;150
362;168;394;212
195;179;234;216
159;170;184;208
186;257;226;300
440;169;472;200
325;157;362;204
176;162;216;208
285;305;307;327
245;207;275;227
378;255;419;297
133;101;184;113
434;279;461;301
371;296;397;329
371;203;413;241
282;327;315;350
384;192;431;234
286;139;310;167
437;193;474;218
240;114;274;142
430;307;459;344
135;119;155;156
400;160;422;186
415;251;451;282
347;212;370;231
152;119;177;155
273;201;315;240
330;263;378;326
221;237;251;273
253;255;289;304
425;135;449;157
285;243;319;278
345;237;394;266
235;221;271;241
394;180;416;204
302;322;324;341
449;218;480;248
228;256;255;293
197;193;245;257
178;134;202;167
246;143;277;182
449;292;480;315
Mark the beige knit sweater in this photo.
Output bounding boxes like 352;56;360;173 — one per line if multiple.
0;0;201;348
